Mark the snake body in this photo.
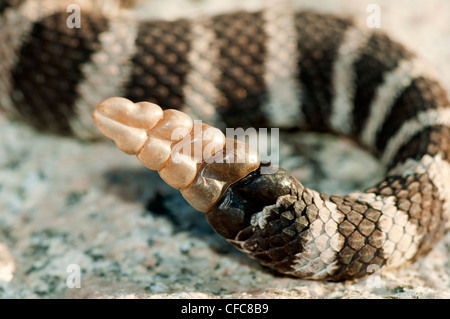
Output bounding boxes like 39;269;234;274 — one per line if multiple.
2;0;450;281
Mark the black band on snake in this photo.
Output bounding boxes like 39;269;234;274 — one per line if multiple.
1;0;450;281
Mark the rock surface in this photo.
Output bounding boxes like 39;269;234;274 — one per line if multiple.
1;0;450;299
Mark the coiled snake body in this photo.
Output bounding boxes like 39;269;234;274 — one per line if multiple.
1;0;450;281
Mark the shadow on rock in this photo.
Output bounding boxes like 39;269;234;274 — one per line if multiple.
102;168;236;254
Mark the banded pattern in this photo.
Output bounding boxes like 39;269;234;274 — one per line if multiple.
70;18;140;139
0;0;64;119
211;11;268;128
10;11;108;134
294;11;353;132
1;0;450;281
351;33;414;137
329;26;370;135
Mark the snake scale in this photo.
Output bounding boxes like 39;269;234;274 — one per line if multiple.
1;0;450;281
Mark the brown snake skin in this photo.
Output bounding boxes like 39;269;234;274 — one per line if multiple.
1;0;450;281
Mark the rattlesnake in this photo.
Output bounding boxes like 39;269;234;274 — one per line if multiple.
1;0;450;281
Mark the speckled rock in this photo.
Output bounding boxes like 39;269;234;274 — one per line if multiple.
1;0;450;299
